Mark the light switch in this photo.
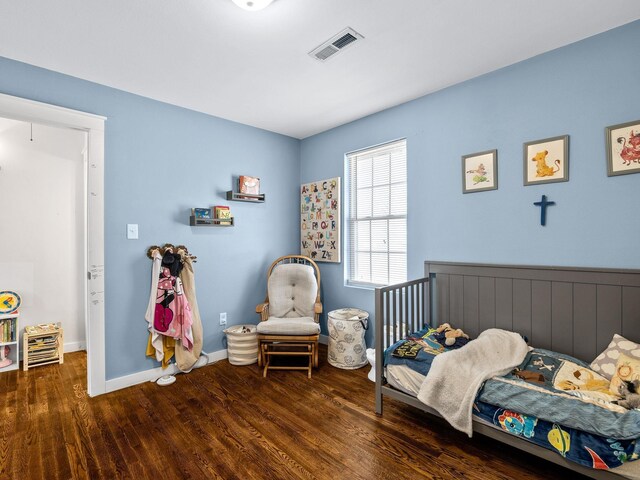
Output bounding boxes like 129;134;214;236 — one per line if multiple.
127;224;139;240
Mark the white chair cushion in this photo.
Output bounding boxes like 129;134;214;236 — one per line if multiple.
256;317;320;335
268;263;317;318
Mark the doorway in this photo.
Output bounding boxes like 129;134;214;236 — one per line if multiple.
0;118;87;359
0;93;106;396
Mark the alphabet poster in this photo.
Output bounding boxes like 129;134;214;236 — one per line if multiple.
300;177;340;263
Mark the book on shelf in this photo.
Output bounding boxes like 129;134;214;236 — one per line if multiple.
239;175;260;195
25;323;60;335
214;205;232;225
28;342;57;350
28;353;58;363
191;207;212;219
1;318;16;343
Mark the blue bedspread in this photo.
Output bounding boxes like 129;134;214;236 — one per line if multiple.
472;400;640;469
384;327;640;470
480;350;640;440
384;326;442;375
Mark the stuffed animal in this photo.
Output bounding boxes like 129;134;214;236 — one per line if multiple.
512;368;545;385
433;323;470;349
613;380;640;410
435;323;452;333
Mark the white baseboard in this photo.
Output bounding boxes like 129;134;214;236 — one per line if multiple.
105;348;228;394
204;349;228;363
319;334;329;345
64;341;86;353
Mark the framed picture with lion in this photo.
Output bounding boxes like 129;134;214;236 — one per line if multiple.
523;135;569;186
606;119;640;177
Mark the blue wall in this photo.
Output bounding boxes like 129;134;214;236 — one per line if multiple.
1;21;639;377
0;57;301;380
301;21;640;345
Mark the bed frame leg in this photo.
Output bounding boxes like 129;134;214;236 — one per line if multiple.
375;286;385;415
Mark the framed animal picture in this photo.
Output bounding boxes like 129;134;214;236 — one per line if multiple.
606;119;640;177
523;135;569;186
462;149;498;193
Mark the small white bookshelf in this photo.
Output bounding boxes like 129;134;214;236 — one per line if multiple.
0;312;19;372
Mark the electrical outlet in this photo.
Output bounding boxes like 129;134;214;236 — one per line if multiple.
219;312;227;326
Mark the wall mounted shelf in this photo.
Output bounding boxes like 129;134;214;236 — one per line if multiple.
190;216;234;227
226;191;265;203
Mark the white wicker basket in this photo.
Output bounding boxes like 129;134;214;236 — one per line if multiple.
224;324;258;365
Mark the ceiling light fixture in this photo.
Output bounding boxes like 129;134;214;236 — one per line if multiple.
231;0;274;11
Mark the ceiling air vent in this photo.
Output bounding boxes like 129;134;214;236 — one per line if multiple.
309;27;363;62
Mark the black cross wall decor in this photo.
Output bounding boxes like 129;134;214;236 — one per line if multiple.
533;195;555;226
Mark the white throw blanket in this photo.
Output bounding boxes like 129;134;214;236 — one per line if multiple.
417;328;528;437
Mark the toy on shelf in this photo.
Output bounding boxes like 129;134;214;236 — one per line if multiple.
0;345;12;369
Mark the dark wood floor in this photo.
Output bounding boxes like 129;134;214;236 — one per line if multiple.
0;347;589;480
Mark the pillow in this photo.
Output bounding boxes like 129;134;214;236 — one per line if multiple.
591;334;640;380
610;353;640;396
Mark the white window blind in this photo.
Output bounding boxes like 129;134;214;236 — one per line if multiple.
346;139;407;287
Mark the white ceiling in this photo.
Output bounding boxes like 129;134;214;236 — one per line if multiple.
0;0;639;139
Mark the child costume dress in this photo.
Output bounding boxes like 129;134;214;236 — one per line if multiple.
145;249;194;368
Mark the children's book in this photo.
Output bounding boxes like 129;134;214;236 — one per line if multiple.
192;208;212;219
214;206;232;225
238;176;260;195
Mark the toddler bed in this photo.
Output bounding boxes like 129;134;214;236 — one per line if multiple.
374;261;640;480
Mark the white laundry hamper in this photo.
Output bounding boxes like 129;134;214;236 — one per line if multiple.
224;325;258;365
327;308;368;369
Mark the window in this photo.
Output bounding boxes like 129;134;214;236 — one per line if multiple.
346;139;407;287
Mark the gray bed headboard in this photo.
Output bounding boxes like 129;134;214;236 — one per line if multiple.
425;261;640;363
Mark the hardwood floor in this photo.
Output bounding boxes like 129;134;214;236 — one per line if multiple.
0;347;588;480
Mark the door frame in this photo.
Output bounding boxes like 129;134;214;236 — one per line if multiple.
0;92;106;396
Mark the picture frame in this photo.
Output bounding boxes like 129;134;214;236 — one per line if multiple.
462;149;498;194
605;119;640;177
300;177;341;263
523;135;569;186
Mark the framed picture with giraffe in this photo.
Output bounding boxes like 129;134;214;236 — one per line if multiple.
523;135;569;186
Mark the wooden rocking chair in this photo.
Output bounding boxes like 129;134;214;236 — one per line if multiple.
256;255;322;378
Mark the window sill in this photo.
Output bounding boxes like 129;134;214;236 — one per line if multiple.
345;281;383;291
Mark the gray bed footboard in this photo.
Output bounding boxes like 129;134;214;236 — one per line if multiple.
374;276;429;414
374;261;640;480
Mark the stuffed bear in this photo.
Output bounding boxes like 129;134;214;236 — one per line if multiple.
433;323;470;349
